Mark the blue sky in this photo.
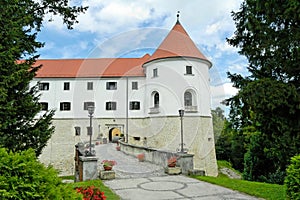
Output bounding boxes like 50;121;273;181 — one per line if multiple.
37;0;249;114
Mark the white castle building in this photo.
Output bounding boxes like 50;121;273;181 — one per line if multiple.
32;16;218;176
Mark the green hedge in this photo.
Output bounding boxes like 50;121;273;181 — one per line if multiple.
0;148;80;199
285;154;300;200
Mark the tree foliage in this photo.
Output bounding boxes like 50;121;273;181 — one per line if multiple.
0;148;81;199
0;1;87;156
225;0;300;183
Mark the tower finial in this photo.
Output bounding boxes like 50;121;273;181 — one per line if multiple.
176;11;180;24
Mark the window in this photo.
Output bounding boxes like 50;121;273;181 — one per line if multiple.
186;66;193;75
130;101;140;110
39;82;49;90
106;102;116;110
184;91;193;106
83;102;95;110
75;126;81;136
40;102;48;111
153;68;158;77
87;82;93;90
64;82;70;90
106;82;117;90
154;92;159;107
132;82;138;90
60;102;71;111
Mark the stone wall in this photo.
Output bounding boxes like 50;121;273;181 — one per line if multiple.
38;116;218;176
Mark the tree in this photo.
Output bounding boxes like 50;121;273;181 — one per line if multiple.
212;107;225;141
0;1;87;156
226;0;300;183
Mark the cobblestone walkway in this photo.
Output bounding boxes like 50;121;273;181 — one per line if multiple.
95;143;259;200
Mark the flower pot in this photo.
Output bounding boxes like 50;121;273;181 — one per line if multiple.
168;163;176;167
103;166;113;171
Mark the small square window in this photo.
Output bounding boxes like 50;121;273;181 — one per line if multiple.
186;66;192;75
83;102;95;110
40;102;48;111
106;82;117;90
106;102;116;110
64;82;70;90
132;82;138;90
39;82;49;90
129;101;140;110
87;82;93;90
153;68;158;77
60;102;71;111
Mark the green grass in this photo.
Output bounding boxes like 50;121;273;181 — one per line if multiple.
70;180;120;200
191;175;286;200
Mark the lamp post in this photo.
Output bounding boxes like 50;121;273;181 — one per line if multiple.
87;105;95;156
178;109;185;153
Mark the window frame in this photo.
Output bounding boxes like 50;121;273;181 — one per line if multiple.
185;65;193;75
87;82;93;90
64;82;70;90
60;102;71;111
83;102;95;110
106;82;117;90
106;102;117;110
132;81;138;90
129;101;140;110
39;82;49;91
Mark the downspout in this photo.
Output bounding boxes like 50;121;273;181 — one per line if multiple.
126;77;129;143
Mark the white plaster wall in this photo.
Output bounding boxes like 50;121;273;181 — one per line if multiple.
143;57;212;117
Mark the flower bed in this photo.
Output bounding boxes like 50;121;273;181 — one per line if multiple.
76;186;106;200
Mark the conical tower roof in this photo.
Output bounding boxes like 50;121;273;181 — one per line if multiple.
145;15;211;66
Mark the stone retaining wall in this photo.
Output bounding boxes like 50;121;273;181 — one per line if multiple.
120;141;194;174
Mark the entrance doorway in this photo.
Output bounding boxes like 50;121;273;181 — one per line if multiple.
109;127;121;142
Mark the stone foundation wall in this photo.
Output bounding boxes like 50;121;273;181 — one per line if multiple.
39;116;217;176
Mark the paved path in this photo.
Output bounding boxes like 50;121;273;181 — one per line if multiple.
95;143;259;200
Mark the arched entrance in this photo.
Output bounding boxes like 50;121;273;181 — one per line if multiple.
109;127;121;142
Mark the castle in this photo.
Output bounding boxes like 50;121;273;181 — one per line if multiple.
32;15;218;176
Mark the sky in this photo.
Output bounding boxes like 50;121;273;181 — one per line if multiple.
37;0;249;115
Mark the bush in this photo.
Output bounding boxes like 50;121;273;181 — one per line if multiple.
0;148;80;199
285;154;300;200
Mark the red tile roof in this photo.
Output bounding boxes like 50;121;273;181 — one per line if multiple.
34;20;210;78
34;54;150;78
145;21;210;65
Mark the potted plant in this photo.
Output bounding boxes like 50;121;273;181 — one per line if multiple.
167;156;177;167
137;153;145;162
101;160;117;171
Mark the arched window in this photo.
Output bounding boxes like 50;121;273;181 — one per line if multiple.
184;91;192;106
154;92;159;107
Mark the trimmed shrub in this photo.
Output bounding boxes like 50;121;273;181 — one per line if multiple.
0;148;80;199
285;154;300;200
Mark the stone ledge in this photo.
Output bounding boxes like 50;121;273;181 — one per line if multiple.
188;169;205;176
165;167;181;175
99;170;116;180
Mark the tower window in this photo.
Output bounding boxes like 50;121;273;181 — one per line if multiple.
40;102;48;111
154;92;159;107
185;66;193;75
153;68;158;77
184;91;193;106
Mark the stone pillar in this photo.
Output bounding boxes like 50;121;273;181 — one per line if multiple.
78;156;98;181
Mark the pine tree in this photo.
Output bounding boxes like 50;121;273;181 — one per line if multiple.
226;0;300;183
0;1;87;156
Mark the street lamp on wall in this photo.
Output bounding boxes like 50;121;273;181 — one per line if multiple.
178;109;186;153
86;105;95;156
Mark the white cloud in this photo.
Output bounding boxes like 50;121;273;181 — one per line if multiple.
210;82;238;110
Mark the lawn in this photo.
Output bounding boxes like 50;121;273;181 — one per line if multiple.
191;175;286;200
